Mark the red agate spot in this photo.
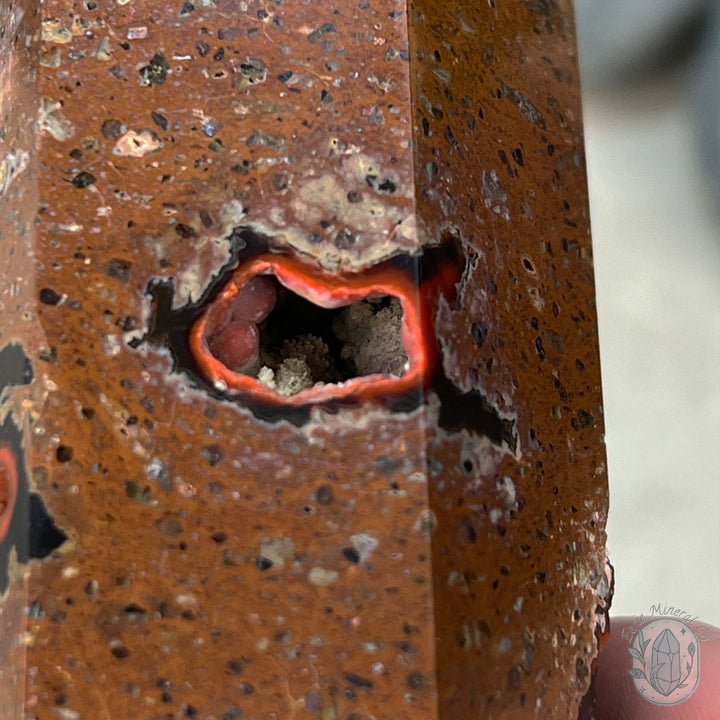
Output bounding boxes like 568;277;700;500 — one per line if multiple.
0;446;18;543
189;255;432;405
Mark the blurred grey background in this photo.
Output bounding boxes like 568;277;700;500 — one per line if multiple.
575;0;720;625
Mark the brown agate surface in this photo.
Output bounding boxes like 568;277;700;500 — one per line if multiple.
0;1;611;718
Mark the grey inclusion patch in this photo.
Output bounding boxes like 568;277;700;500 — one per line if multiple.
481;169;510;220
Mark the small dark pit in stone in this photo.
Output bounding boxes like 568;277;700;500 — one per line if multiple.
100;119;126;139
307;21;336;43
335;228;355;249
223;707;244;720
124;603;147;620
471;321;487;347
69;148;83;159
200;444;224;466
342;547;360;564
184;705;199;718
39;288;62;305
211;531;227;543
175;223;198;239
151;111;169;130
107;258;132;282
56;445;73;463
139;53;170;86
70;171;96;188
111;645;130;659
316;484;334;504
347;190;362;203
343;672;373;688
407;671;426;690
255;556;273;571
227;658;243;674
200;209;213;227
377;178;397;193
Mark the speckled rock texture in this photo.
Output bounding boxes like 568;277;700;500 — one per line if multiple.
0;1;611;719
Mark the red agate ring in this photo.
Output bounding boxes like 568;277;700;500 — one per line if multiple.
189;254;433;405
0;446;18;544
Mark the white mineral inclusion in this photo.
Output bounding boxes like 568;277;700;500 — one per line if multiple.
308;567;338;587
349;532;379;562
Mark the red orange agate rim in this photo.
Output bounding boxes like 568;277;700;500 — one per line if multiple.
0;446;18;543
189;254;431;405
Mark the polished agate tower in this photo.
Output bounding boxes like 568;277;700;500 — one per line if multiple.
0;1;611;718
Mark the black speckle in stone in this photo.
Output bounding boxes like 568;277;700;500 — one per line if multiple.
343;672;373;688
342;547;360;564
307;22;336;43
39;288;62;305
316;484;334;504
70;171;96;188
213;47;225;61
223;707;243;720
196;41;210;57
346;190;362;203
179;1;194;16
535;337;546;361
200;209;213;227
56;445;73;463
407;671;426;690
184;704;199;718
255;556;273;571
227;658;243;674
471;321;487;347
151;111;169;130
443;125;459;149
107;258;132;282
175;223;198;239
211;531;227;543
335;228;355;249
111;645;130;659
377;178;397;193
100;119;126;139
277;70;293;82
574;409;593;429
69;148;83;159
200;444;224;466
139;53;170;86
